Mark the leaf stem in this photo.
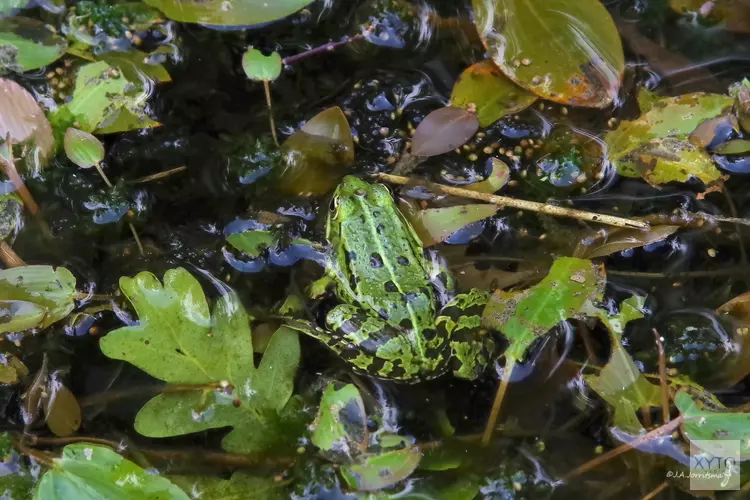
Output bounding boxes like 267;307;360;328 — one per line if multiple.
0;241;25;268
128;222;144;256
481;358;514;446
263;80;279;148
641;480;669;500
281;28;373;66
94;162;114;189
652;328;671;424
373;173;650;230
131;166;187;184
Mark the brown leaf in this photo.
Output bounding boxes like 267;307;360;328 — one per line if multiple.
410;106;479;157
573;225;680;259
0;79;54;164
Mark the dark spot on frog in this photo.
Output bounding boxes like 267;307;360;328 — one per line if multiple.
404;292;418;303
422;328;437;340
379;309;389;320
384;281;398;293
340;346;361;360
370;253;384;268
389;364;406;378
396;256;409;266
376;224;385;234
349;274;359;292
175;348;185;355
399;318;414;331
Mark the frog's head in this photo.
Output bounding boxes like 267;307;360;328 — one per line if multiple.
329;175;394;222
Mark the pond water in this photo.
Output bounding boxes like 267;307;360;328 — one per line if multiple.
2;0;750;498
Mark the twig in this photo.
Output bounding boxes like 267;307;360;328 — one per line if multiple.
131;166;187;184
641;480;669;500
372;173;650;230
94;162;114;189
0;242;25;268
282;28;373;66
652;328;671;424
565;415;684;479
481;358;513;446
608;267;750;279
128;222;144;256
0;136;40;216
263;80;279;148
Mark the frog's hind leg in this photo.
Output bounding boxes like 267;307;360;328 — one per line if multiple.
436;289;496;381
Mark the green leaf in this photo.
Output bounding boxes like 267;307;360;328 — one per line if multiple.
584;296;660;433
675;391;750;460
227;230;278;258
98;50;172;83
311;383;368;463
0;266;76;333
573;225;680;259
410;106;479;157
399;200;498;247
450;60;537;127
143;0;311;26
617;137;722;185
171;473;286;500
482;257;605;363
0;0;30;17
0;17;66;72
0;78;54;162
33;443;189;500
472;0;624;108
606;93;732;183
100;268;303;454
341;448;421;492
242;48;282;82
64;128;104;169
94;107;161;135
713;139;750;155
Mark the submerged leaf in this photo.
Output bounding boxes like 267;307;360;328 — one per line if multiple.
143;0;310;26
482;257;605;363
171;474;286;500
242;48;282;81
675;391;750;460
410;106;479;157
574;225;680;259
399;199;498;247
311;383;368;463
472;0;624;107
0;266;76;333
100;269;304;454
33;444;189;499
450;60;537;127
226;230;278;258
63;128;104;169
340;447;421;492
0;17;66;72
713;139;750;155
43;382;81;438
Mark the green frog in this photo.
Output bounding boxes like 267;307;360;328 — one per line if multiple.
287;175;495;382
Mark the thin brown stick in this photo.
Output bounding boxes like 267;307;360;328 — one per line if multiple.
263;80;279;147
128;222;144;256
94;162;114;189
565;415;684;480
131;166;187;184
652;328;671;424
608;267;750;279
281;29;372;66
373;173;650;230
0;137;40;215
641;480;669;500
481;358;513;446
0;241;25;268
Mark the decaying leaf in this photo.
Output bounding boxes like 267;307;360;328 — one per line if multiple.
472;0;624;107
675;391;750;460
410;106;479;157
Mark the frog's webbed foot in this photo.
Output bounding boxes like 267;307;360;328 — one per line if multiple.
437;289;496;381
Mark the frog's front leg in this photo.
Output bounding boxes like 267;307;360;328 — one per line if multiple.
323;305;446;381
436;289;496;381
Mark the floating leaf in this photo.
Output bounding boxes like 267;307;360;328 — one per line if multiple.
98;49;172;83
482;257;605;363
450;60;537;127
100;269;304;454
573;225;680;259
617;137;722;185
143;0;310;26
63;128;104;169
584;296;659;433
277;107;354;196
33;444;190;499
606;93;733;179
311;383;368;463
675;391;750;460
411;106;479;157
713;139;750;155
242;48;282;82
0;266;76;333
94;107;161;135
0;17;66;72
340;447;421;492
472;0;624;108
171;474;286;500
399;199;498;247
0;78;54;162
227;230;278;258
0;352;27;384
465;158;510;193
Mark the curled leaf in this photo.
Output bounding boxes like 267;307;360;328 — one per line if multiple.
465;158;510;194
63;128;104;169
450;60;537;127
410;106;479;157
